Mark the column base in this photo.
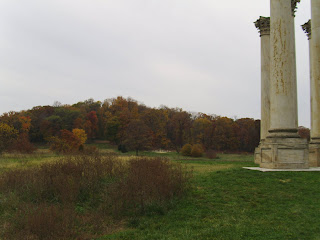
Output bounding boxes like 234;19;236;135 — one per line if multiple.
259;137;309;169
254;146;261;164
267;128;300;138
254;140;267;165
309;141;320;167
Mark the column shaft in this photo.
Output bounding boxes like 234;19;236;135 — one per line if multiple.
255;17;271;142
269;0;298;136
311;0;320;141
260;33;271;140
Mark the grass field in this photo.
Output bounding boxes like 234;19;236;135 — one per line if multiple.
101;168;320;240
1;144;320;240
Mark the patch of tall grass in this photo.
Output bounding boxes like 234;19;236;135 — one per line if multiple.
0;154;192;239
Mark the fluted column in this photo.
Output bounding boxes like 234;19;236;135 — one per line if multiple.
268;0;299;137
308;0;320;167
255;17;271;142
311;0;320;143
302;21;314;138
258;0;308;169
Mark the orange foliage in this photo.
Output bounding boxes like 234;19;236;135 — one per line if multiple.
19;116;31;132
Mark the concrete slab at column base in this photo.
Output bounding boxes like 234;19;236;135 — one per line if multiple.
309;143;320;167
243;167;320;172
258;137;309;169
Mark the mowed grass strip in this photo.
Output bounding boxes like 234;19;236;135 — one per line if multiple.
101;163;320;240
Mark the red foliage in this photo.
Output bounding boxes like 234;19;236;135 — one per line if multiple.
48;130;81;153
10;133;36;154
85;111;98;139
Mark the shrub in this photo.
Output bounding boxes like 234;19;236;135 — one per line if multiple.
9;133;36;154
48;129;82;153
110;157;192;215
11;204;76;240
181;143;192;156
206;149;218;159
82;145;98;154
191;144;203;157
118;144;128;153
0;154;120;204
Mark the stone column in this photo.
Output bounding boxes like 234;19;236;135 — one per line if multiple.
309;0;320;166
254;17;270;164
259;0;308;169
268;0;299;136
255;17;271;142
301;21;312;77
301;21;313;140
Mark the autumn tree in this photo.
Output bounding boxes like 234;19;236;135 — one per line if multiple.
72;128;87;145
141;108;169;149
84;111;98;140
212;117;239;151
109;97;139;144
28;106;55;142
103;113;120;143
72;98;101;113
235;118;260;152
166;108;192;152
0;123;18;154
192;117;213;149
123;119;152;155
10;116;36;153
48;130;82;153
73;117;84;129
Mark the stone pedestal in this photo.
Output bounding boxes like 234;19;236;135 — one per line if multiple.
259;137;309;169
259;0;309;169
309;143;320;167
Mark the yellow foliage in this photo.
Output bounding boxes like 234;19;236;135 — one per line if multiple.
72;128;87;145
0;123;19;153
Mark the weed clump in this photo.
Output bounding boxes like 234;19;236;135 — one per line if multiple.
206;149;218;159
191;144;204;157
113;158;190;215
181;143;192;156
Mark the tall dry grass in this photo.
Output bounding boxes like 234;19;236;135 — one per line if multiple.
0;153;192;239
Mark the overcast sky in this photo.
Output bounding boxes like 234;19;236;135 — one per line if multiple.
0;0;312;127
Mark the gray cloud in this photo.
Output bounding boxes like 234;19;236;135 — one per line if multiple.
0;0;311;127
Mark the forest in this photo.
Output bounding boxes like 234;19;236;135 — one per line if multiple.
0;96;264;154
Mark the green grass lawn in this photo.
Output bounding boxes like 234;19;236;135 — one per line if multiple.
100;158;320;240
1;146;320;240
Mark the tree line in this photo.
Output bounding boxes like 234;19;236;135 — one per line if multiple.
0;96;262;154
